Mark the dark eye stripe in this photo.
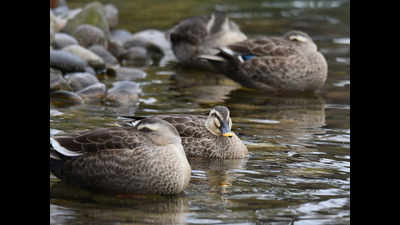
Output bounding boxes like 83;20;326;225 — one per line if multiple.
211;113;224;124
138;127;152;132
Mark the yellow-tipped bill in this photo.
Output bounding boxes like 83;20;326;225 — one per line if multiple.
222;131;235;137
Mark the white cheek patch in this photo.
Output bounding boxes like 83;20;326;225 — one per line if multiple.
137;123;159;131
289;35;308;42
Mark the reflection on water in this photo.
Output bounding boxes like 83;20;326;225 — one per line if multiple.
51;0;349;224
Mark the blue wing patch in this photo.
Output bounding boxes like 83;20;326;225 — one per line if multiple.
241;55;255;61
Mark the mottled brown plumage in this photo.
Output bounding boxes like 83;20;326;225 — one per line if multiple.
166;12;247;70
127;106;248;159
200;31;328;93
50;118;191;195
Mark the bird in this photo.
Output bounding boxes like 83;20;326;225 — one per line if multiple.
198;30;328;94
50;118;192;195
166;11;247;71
124;106;248;159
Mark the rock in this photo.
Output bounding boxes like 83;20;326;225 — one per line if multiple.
107;66;146;80
107;40;126;59
50;50;87;73
89;45;119;65
64;72;99;91
122;46;152;67
62;2;110;40
63;45;105;70
50;67;71;91
54;33;79;49
50;25;55;47
104;4;118;29
105;81;141;106
50;90;83;106
73;24;106;48
84;66;96;75
76;82;106;103
50;10;67;32
110;29;132;45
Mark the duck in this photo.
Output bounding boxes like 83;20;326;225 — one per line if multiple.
166;11;247;71
50;118;191;195
198;30;328;93
124;106;248;159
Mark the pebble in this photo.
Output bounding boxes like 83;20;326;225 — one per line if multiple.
50;67;71;91
50;90;83;106
64;72;99;92
107;66;146;80
105;81;141;106
54;33;79;49
122;46;152;67
110;29;132;45
62;2;110;40
50;49;87;73
76;82;106;103
89;45;119;65
107;40;126;59
104;4;119;29
63;45;105;70
73;24;106;48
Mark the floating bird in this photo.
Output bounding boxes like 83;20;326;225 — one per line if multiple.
199;30;328;93
124;106;248;159
166;12;247;71
50;118;191;195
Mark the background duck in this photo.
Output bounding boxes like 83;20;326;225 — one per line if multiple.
124;106;248;159
166;12;247;71
50;118;191;195
199;30;328;94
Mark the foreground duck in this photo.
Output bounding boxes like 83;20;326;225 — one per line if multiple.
167;12;247;70
199;30;328;93
50;118;191;195
125;106;248;159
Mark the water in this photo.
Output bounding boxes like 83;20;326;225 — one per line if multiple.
50;0;350;224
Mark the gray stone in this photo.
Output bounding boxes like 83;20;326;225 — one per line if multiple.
105;81;141;106
84;66;96;75
54;33;79;49
107;66;146;80
63;45;105;70
50;50;87;73
110;29;132;45
104;4;118;29
50;67;71;91
62;2;110;40
89;45;119;65
76;82;106;103
64;72;99;91
107;40;126;59
50;90;83;106
73;24;106;48
122;46;152;67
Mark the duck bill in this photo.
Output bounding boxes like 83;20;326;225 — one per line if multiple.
220;123;234;137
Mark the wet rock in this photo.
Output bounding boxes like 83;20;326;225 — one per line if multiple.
50;25;55;47
50;67;71;91
52;0;69;18
122;46;152;67
107;66;146;80
105;81;141;106
76;82;106;103
107;40;126;59
50;90;83;107
89;45;119;65
110;29;132;45
64;72;99;91
62;2;110;40
54;33;78;49
104;4;118;29
50;49;87;73
73;24;106;48
63;45;105;70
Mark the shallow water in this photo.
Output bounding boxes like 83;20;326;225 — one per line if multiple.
50;0;350;224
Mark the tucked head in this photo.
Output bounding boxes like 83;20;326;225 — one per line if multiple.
284;30;317;51
135;118;181;145
205;106;234;138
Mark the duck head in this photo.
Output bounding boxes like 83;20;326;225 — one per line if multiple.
205;106;234;138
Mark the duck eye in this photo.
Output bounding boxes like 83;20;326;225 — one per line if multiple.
214;118;221;128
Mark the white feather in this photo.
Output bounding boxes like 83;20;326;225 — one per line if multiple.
198;54;226;62
50;137;82;157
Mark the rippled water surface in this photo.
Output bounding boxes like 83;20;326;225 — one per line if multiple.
50;0;350;224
